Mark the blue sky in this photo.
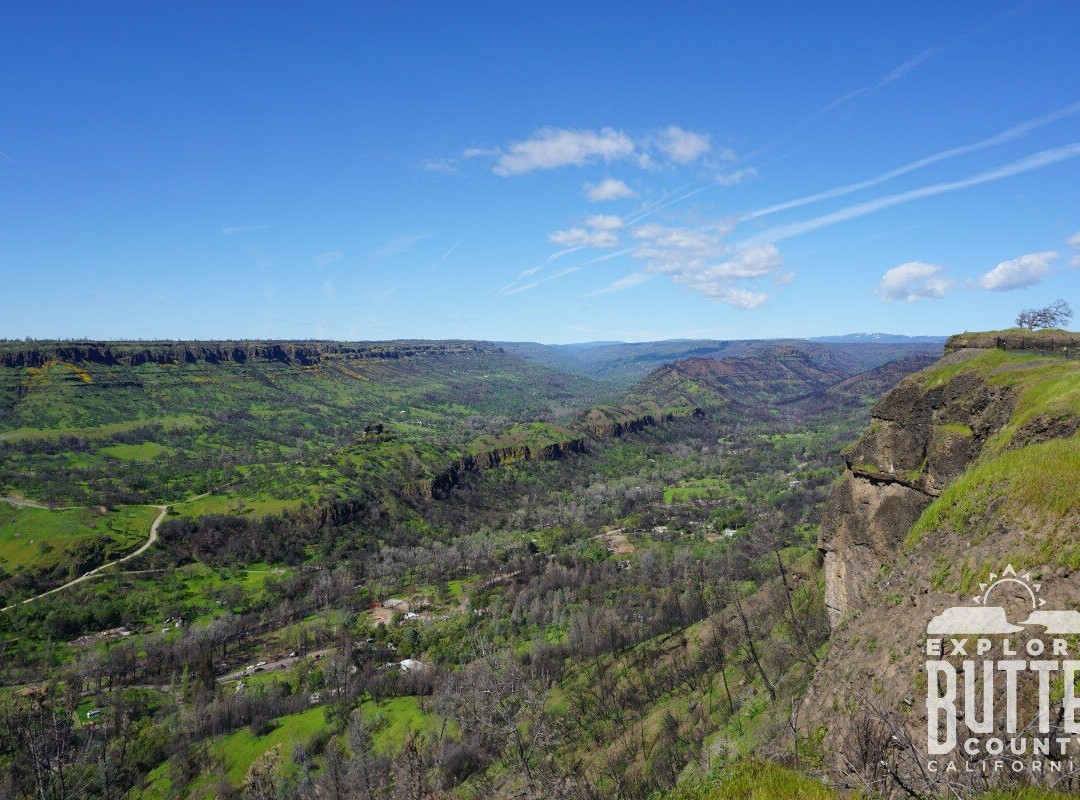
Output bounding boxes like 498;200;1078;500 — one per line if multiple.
2;1;1079;343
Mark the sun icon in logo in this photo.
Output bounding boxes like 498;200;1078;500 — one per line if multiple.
970;564;1045;609
926;564;1080;635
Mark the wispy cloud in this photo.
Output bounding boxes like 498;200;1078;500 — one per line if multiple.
315;249;343;267
371;233;433;260
581;247;636;265
978;251;1056;291
585;178;636;202
878;261;952;302
321;278;336;301
1068;230;1080;268
624;183;715;227
715;167;757;187
501;266;581;295
548;228;619;248
422;158;464;176
817;46;942;118
223;224;271;235
744;142;1080;245
245;246;270;269
582;271;656;297
429;233;471;275
585;214;624;230
742;101;1080;222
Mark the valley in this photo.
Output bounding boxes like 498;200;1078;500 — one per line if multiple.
2;333;1078;800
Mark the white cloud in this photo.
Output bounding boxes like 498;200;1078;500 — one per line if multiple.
707;245;784;279
978;251;1057;291
627;222;784;308
660;245;780;308
491;127;635;176
715;167;757;186
315;249;343;267
656;126;711;164
693;285;769;309
548;228;619;248
585;214;624;230
585;178;636;202
879;261;952;302
321;278;336;301
1068;230;1080;248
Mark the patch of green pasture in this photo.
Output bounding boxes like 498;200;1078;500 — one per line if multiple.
0;414;203;442
358;696;451;754
100;441;173;461
172;494;305;519
0;504;158;572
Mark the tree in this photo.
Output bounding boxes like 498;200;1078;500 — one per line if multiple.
1016;299;1073;330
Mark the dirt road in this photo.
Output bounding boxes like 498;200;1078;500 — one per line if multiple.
1;505;168;612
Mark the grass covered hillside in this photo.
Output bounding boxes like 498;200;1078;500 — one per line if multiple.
0;340;607;508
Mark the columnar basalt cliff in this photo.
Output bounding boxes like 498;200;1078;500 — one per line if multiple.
820;347;1015;627
0;340;500;368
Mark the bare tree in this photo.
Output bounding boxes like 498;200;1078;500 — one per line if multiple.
1017;299;1073;330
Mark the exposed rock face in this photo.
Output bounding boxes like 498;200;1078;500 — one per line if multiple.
821;477;930;626
0;340;500;368
407;407;671;499
804;344;1080;791
820;349;1015;626
946;329;1080;354
405;438;589;500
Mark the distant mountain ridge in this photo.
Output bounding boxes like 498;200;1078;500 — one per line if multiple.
500;336;945;386
809;332;947;343
628;342;941;415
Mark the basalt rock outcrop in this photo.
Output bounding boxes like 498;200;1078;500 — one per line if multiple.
820;348;1015;627
417;438;589;499
945;329;1080;355
0;340;500;368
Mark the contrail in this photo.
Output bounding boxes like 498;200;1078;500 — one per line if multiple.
742;101;1080;222
743;141;1080;245
626;183;712;226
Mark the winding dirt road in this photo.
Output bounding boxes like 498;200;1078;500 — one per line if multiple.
1;502;169;612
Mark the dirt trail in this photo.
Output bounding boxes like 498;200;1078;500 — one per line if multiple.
1;505;168;612
1;495;52;509
1;484;235;612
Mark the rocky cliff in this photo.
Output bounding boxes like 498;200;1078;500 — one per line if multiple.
820;347;1015;626
0;339;500;368
806;338;1080;792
